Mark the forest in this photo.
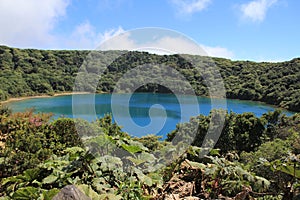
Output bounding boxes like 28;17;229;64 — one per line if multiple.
0;45;299;111
0;45;300;199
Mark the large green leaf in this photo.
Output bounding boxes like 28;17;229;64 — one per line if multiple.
63;146;85;160
77;184;101;200
134;168;153;187
42;188;60;200
127;152;156;166
121;144;143;154
12;187;40;200
22;168;41;182
99;193;122;200
92;177;112;193
42;174;58;184
1;176;22;186
271;160;300;178
186;160;206;169
98;155;123;171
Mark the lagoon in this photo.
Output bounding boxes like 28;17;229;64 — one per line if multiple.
7;93;294;138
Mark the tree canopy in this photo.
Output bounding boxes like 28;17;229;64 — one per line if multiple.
0;45;299;111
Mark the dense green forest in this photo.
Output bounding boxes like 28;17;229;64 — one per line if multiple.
0;107;299;199
0;45;299;111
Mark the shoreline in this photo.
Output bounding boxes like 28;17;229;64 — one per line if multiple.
1;92;92;105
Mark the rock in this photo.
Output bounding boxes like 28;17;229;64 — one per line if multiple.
52;185;91;200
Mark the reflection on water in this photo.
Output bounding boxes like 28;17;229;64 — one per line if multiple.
7;93;294;138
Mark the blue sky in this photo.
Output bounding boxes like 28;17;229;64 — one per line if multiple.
0;0;299;61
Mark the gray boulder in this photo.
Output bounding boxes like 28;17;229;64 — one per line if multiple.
52;185;91;200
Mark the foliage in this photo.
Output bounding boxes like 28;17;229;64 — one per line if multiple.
0;110;53;177
0;45;300;111
240;115;300;199
0;105;11;116
156;153;270;199
168;111;269;154
0;108;300;199
133;134;165;151
95;113;129;138
0;113;164;199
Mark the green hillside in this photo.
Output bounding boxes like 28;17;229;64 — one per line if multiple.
0;45;299;111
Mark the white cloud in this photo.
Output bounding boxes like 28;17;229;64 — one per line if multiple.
68;22;97;49
101;27;126;44
67;22;125;49
144;36;208;55
100;31;136;51
171;0;211;15
201;45;234;59
240;0;277;22
0;0;70;48
98;30;234;59
0;1;234;59
100;33;205;55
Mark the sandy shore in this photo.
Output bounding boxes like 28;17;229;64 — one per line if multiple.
1;92;92;104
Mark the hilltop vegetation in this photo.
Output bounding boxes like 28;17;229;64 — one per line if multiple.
0;45;299;111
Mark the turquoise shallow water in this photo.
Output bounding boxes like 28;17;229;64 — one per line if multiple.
7;93;294;138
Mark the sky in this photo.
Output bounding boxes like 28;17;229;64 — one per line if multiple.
0;0;299;62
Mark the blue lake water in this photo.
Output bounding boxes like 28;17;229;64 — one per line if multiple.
7;93;294;138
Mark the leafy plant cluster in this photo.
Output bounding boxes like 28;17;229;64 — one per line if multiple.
0;108;299;199
168;110;286;153
0;110;165;199
0;45;299;111
168;110;300;199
